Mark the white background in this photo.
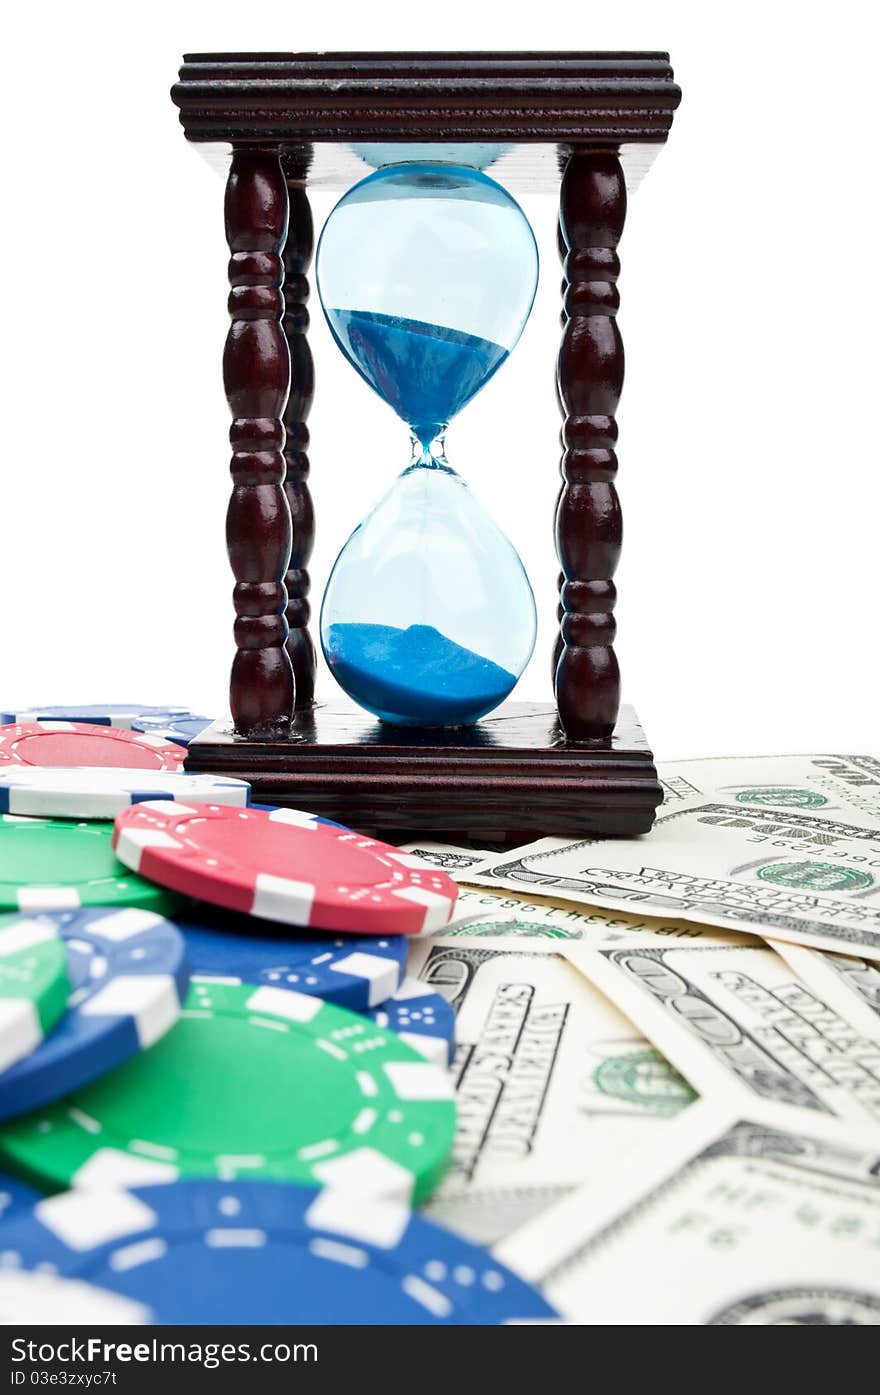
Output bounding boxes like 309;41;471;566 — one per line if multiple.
1;1;876;759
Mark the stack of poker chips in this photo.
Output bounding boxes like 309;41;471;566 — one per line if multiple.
0;709;558;1324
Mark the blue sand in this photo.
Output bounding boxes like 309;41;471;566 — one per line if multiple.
328;310;507;443
324;622;516;727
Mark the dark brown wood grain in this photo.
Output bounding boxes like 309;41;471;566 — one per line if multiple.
552;215;567;685
554;152;625;741
172;52;680;148
224;149;294;735
281;153;317;709
184;700;662;841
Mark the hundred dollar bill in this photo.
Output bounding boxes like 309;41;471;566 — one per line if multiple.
406;935;695;1244
496;1101;880;1324
446;884;595;937
465;797;880;960
660;753;880;829
771;940;880;1040
564;936;880;1134
444;883;760;946
402;841;500;875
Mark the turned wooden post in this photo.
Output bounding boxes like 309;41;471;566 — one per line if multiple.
224;148;294;735
554;152;625;741
552;213;567;685
281;155;317;708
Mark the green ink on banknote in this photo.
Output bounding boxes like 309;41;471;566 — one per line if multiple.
755;861;875;892
734;787;828;808
446;919;577;938
593;1049;696;1112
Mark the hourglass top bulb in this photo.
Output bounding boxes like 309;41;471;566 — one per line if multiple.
316;162;538;444
316;161;539;729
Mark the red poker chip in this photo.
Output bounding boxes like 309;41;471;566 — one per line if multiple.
113;801;459;936
0;723;186;773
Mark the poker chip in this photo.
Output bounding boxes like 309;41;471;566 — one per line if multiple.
0;1271;149;1325
0;1170;41;1223
0;815;184;915
181;907;408;1010
0;980;456;1201
0;722;185;772
0;1181;558;1324
0;767;251;819
113;801;458;936
1;916;70;1073
132;715;214;747
0;705;190;729
367;979;456;1068
0;907;188;1121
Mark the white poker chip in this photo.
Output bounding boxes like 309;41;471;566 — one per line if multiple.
0;767;251;819
0;705;189;730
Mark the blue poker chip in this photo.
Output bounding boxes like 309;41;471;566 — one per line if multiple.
180;906;408;1010
0;908;189;1121
0;705;189;729
0;1180;559;1324
0;1171;40;1223
368;978;456;1068
131;715;214;747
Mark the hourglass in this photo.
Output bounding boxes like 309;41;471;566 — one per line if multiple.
316;163;539;728
172;50;681;840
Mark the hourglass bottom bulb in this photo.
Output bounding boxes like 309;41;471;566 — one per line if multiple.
323;622;517;727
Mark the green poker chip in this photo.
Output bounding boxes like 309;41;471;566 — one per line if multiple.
0;915;70;1072
0;815;183;915
1;981;457;1202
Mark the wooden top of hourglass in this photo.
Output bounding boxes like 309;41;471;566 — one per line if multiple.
171;51;681;190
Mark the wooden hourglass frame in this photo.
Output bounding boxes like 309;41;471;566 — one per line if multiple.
173;52;681;842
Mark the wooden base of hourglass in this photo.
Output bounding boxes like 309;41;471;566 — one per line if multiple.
184;701;662;843
172;52;680;841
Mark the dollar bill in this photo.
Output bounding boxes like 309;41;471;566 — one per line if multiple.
771;940;880;1040
406;935;695;1244
496;1101;880;1324
660;753;880;829
563;936;880;1133
402;841;499;875
443;882;759;945
446;884;593;938
465;797;880;959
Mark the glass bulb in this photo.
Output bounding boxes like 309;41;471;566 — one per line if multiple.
322;442;536;726
349;142;511;173
316;162;539;727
